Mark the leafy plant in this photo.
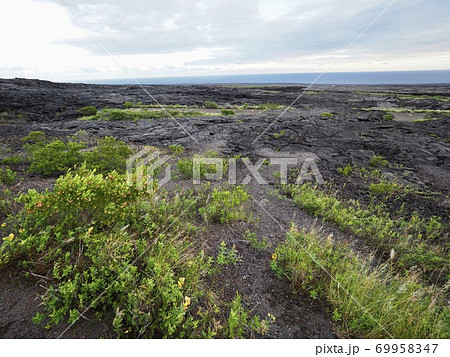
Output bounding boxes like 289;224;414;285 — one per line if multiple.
369;182;397;195
0;167;17;185
79;106;98;116
244;231;269;250
25;139;86;176
216;241;241;266
83;137;132;174
198;186;250;224
204;101;220;109
337;164;355;176
273;129;286;139
221;109;235;116
169;144;185;155
369;155;388;167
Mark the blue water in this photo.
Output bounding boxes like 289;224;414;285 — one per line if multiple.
88;70;450;85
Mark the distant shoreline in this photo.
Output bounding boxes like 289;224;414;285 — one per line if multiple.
81;70;450;86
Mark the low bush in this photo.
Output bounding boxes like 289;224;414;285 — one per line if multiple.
25;139;86;176
0;167;17;185
0;167;265;338
204;101;220;109
198;185;250;224
79;106;98;116
221;109;235;116
83;137;133;174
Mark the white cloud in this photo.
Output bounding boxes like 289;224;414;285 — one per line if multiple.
0;0;449;81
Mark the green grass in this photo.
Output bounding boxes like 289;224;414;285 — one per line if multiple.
321;112;333;118
177;150;228;180
80;108;215;121
221;109;235;116
356;107;450;115
354;91;450;102
383;114;394;121
78;106;98;116
273;129;286;139
281;183;449;277
272;226;449;338
204;101;220;109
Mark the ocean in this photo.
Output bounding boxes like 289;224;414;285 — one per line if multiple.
88;70;450;85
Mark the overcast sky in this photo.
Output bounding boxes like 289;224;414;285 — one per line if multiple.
1;0;449;81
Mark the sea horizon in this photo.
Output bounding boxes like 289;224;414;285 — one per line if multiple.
84;69;450;86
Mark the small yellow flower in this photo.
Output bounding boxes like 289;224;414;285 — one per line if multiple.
3;233;14;242
272;253;278;261
177;277;185;288
1;222;6;228
183;296;191;311
19;228;25;234
87;227;93;235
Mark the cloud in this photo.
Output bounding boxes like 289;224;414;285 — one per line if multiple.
1;0;449;80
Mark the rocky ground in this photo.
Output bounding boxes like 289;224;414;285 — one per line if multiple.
0;78;449;338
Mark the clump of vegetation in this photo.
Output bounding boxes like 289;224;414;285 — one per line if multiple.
273;129;286;139
321;112;333;117
169;144;185;155
337;164;355;176
258;103;285;110
22;131;133;176
369;182;397;195
216;241;241;266
0;167;264;338
383;113;394;121
83;136;133;174
0;167;17;185
199;185;250;224
204;100;220;109
244;231;269;251
25;138;86;176
80;108;213;122
369;155;388;167
272;226;449;338
78;106;98;116
221;109;235;116
281;183;448;276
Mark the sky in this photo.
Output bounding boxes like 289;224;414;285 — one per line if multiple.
0;0;449;81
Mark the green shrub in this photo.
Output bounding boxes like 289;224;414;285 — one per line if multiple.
198;186;250;224
0;167;267;338
221;109;235;116
83;137;132;174
21;131;47;144
79;106;98;116
337;164;355;176
273;129;286;139
169;144;185;155
321;112;333;117
273;227;449;338
0;167;17;185
369;182;397;195
370;155;388;167
25;139;86;176
383;114;394;121
204;101;220;109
